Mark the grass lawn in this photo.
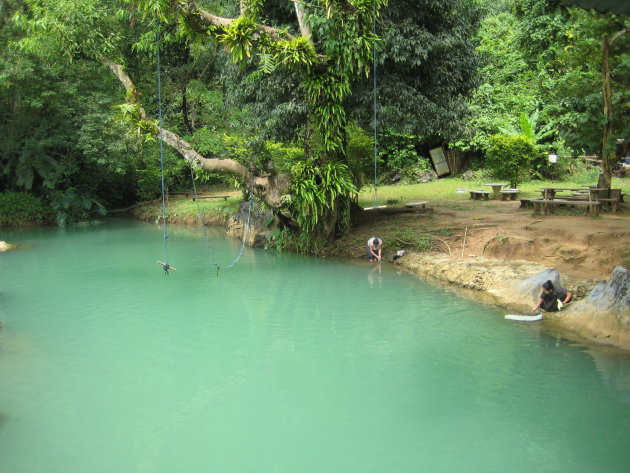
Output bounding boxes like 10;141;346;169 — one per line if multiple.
149;176;629;221
357;176;630;207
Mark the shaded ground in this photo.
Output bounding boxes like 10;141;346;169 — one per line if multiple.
327;198;630;282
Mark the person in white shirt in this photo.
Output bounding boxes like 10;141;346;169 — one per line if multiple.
366;237;383;262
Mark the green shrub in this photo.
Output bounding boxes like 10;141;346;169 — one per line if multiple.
346;123;374;188
485;134;540;187
378;130;431;182
0;192;49;225
50;188;106;227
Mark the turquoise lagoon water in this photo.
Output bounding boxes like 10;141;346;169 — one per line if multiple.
0;219;629;473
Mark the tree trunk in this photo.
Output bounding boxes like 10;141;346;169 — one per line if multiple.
293;2;312;40
598;34;613;190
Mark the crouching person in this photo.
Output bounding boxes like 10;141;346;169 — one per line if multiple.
366;237;383;262
531;280;573;314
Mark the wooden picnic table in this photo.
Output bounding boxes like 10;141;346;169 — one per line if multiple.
533;199;601;216
500;188;520;200
483;183;508;200
530;186;624;215
537;187;586;199
192;195;230;201
586;188;607;200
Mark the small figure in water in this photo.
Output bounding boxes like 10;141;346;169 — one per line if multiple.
531;280;572;313
366;237;383;262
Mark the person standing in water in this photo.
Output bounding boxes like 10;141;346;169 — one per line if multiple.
366;237;383;262
531;280;572;313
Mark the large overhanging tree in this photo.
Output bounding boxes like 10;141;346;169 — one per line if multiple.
13;0;385;240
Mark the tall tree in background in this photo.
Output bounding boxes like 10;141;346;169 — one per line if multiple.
348;0;483;147
463;0;630;186
598;19;629;189
515;0;630;188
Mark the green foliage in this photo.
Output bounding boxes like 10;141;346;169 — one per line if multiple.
500;109;554;144
217;16;258;62
265;142;305;174
350;0;483;145
378;130;431;183
304;72;352;153
0;192;49;225
485;134;539;187
50;188;106;227
345;123;374;187
114;103;159;141
266;227;326;255
396;228;433;252
459;0;630;160
272;36;318;67
286;159;358;234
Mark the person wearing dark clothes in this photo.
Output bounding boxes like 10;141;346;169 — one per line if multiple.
531;280;573;313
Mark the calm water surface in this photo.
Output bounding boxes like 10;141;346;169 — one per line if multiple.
1;220;629;473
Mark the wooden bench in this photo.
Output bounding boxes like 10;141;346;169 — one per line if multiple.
500;189;520;201
192;195;230;201
405;201;428;209
469;190;490;200
587;189;623;214
532;199;600;217
597;198;620;214
519;198;541;208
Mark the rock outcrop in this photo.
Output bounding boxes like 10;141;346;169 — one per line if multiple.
550;266;630;349
226;202;276;248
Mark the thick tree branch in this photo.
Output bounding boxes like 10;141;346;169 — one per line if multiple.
99;56;291;207
185;0;295;41
610;22;629;45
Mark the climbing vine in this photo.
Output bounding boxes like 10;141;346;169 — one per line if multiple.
285;159;357;234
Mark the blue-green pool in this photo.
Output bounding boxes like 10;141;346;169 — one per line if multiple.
1;219;629;473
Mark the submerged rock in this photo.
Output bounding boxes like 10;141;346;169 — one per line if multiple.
0;241;15;252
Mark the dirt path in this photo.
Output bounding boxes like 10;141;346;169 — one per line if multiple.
330;198;629;282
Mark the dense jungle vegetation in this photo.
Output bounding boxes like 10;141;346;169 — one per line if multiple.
0;0;628;241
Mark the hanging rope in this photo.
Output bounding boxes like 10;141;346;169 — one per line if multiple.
372;1;379;208
188;165;255;276
155;30;173;275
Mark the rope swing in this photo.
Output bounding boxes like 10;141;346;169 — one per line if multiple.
372;1;379;208
155;31;173;275
153;30;254;277
188;166;254;277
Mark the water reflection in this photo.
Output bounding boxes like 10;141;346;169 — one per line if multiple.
367;263;382;286
589;349;630;403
